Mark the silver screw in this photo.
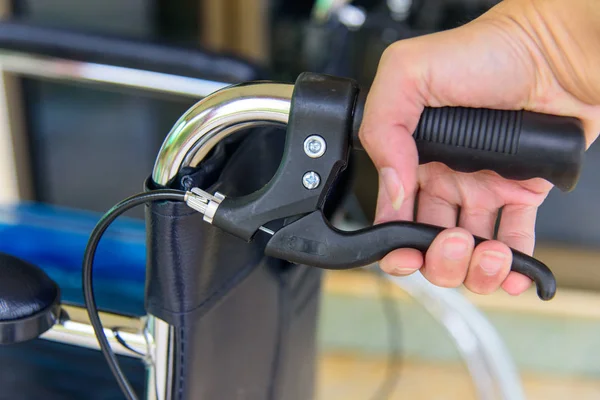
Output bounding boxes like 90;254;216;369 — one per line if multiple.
302;171;321;190
304;135;326;158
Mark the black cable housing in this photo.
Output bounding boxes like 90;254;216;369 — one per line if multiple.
82;189;187;400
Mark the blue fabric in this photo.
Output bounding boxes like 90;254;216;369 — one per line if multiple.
0;202;146;316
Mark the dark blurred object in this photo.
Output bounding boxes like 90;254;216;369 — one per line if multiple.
537;141;600;246
409;0;498;31
270;0;499;83
0;21;261;81
21;82;195;218
199;0;271;65
0;339;147;400
13;0;199;43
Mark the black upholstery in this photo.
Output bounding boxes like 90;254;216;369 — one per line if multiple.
145;127;323;400
0;252;58;322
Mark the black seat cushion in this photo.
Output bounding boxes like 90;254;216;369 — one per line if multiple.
0;252;59;321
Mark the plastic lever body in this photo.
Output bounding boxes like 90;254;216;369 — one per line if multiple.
265;211;556;301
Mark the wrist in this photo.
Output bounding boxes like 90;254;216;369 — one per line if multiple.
473;0;600;146
481;0;600;107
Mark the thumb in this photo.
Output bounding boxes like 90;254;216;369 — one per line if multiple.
358;45;426;224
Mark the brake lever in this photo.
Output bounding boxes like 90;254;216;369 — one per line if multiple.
184;72;586;301
263;210;556;300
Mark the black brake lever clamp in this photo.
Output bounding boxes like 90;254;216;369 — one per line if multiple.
211;72;360;242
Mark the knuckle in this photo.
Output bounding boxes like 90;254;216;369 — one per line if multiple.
432;276;464;289
424;262;468;288
503;230;535;244
466;282;498;295
379;41;418;79
380;41;403;63
427;194;455;209
506;204;538;214
357;124;378;151
462;206;495;219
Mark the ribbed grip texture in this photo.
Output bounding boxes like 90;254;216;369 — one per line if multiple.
415;107;523;155
350;90;586;192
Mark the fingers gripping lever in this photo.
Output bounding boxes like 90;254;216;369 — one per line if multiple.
184;72;586;301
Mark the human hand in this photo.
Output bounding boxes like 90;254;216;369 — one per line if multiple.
359;0;600;296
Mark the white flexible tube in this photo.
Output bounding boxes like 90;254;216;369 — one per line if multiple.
385;271;526;400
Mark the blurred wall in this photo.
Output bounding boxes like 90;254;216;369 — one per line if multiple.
0;0;22;204
0;74;20;204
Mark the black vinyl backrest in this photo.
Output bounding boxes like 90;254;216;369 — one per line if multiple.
0;20;264;82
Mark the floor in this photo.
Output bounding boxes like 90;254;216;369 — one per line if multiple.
316;353;600;400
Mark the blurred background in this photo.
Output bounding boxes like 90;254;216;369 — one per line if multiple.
0;0;599;399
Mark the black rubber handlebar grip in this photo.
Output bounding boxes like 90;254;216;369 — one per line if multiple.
351;92;586;192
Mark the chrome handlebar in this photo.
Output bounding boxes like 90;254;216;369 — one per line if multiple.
151;82;294;186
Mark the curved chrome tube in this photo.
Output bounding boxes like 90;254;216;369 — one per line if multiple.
151;82;294;186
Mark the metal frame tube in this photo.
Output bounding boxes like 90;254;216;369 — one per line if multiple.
39;305;147;359
0;50;230;98
151;82;293;186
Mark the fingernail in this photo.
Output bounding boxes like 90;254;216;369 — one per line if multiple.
393;267;417;276
479;251;507;276
380;167;404;210
442;233;470;260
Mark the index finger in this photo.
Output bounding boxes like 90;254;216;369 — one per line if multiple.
358;47;424;222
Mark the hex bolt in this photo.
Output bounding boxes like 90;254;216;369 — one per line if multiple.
302;171;321;190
